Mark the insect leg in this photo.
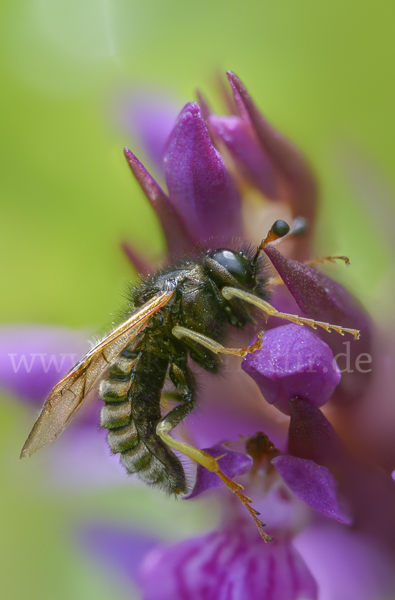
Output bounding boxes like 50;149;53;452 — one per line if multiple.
162;357;196;428
156;418;272;541
221;286;360;339
172;325;263;358
156;358;272;541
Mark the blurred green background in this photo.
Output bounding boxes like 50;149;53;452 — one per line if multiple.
1;1;395;598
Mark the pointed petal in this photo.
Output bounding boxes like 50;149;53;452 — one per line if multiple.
0;326;88;407
124;148;192;255
264;245;373;401
273;455;352;524
242;324;341;415
208;114;279;198
164;102;242;244
185;443;252;499
139;528;317;600
227;72;318;257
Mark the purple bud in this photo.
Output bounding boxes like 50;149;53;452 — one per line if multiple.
242;324;341;415
164;102;242;244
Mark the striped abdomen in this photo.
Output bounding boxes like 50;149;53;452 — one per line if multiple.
99;343;187;494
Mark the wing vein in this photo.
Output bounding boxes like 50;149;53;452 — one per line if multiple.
20;290;175;458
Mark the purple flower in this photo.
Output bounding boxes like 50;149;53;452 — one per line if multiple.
78;424;393;599
4;71;395;599
80;520;395;600
242;324;341;414
138;529;318;600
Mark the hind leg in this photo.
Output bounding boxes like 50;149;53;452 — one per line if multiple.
157;357;272;542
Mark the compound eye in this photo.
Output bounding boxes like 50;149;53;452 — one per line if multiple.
209;249;254;288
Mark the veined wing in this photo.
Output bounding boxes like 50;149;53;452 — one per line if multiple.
20;290;175;459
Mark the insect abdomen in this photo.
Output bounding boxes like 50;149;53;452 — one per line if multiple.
99;345;187;495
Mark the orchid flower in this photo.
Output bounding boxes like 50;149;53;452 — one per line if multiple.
3;72;395;600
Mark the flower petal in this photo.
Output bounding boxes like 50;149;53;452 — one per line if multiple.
164;102;242;244
227;71;317;258
124;148;192;255
242;324;341;415
208;114;278;198
139;528;318;600
0;325;89;407
185;443;252;499
272;455;352;524
264;245;373;402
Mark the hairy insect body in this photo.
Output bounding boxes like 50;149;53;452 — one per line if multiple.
100;339;187;493
99;254;269;494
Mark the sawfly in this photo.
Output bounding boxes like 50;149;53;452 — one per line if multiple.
21;220;359;540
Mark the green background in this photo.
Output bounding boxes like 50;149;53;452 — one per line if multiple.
1;1;394;598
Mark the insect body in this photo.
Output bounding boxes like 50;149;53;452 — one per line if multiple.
99;247;270;495
21;222;360;540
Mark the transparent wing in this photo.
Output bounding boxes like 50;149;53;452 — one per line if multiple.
20;290;175;459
